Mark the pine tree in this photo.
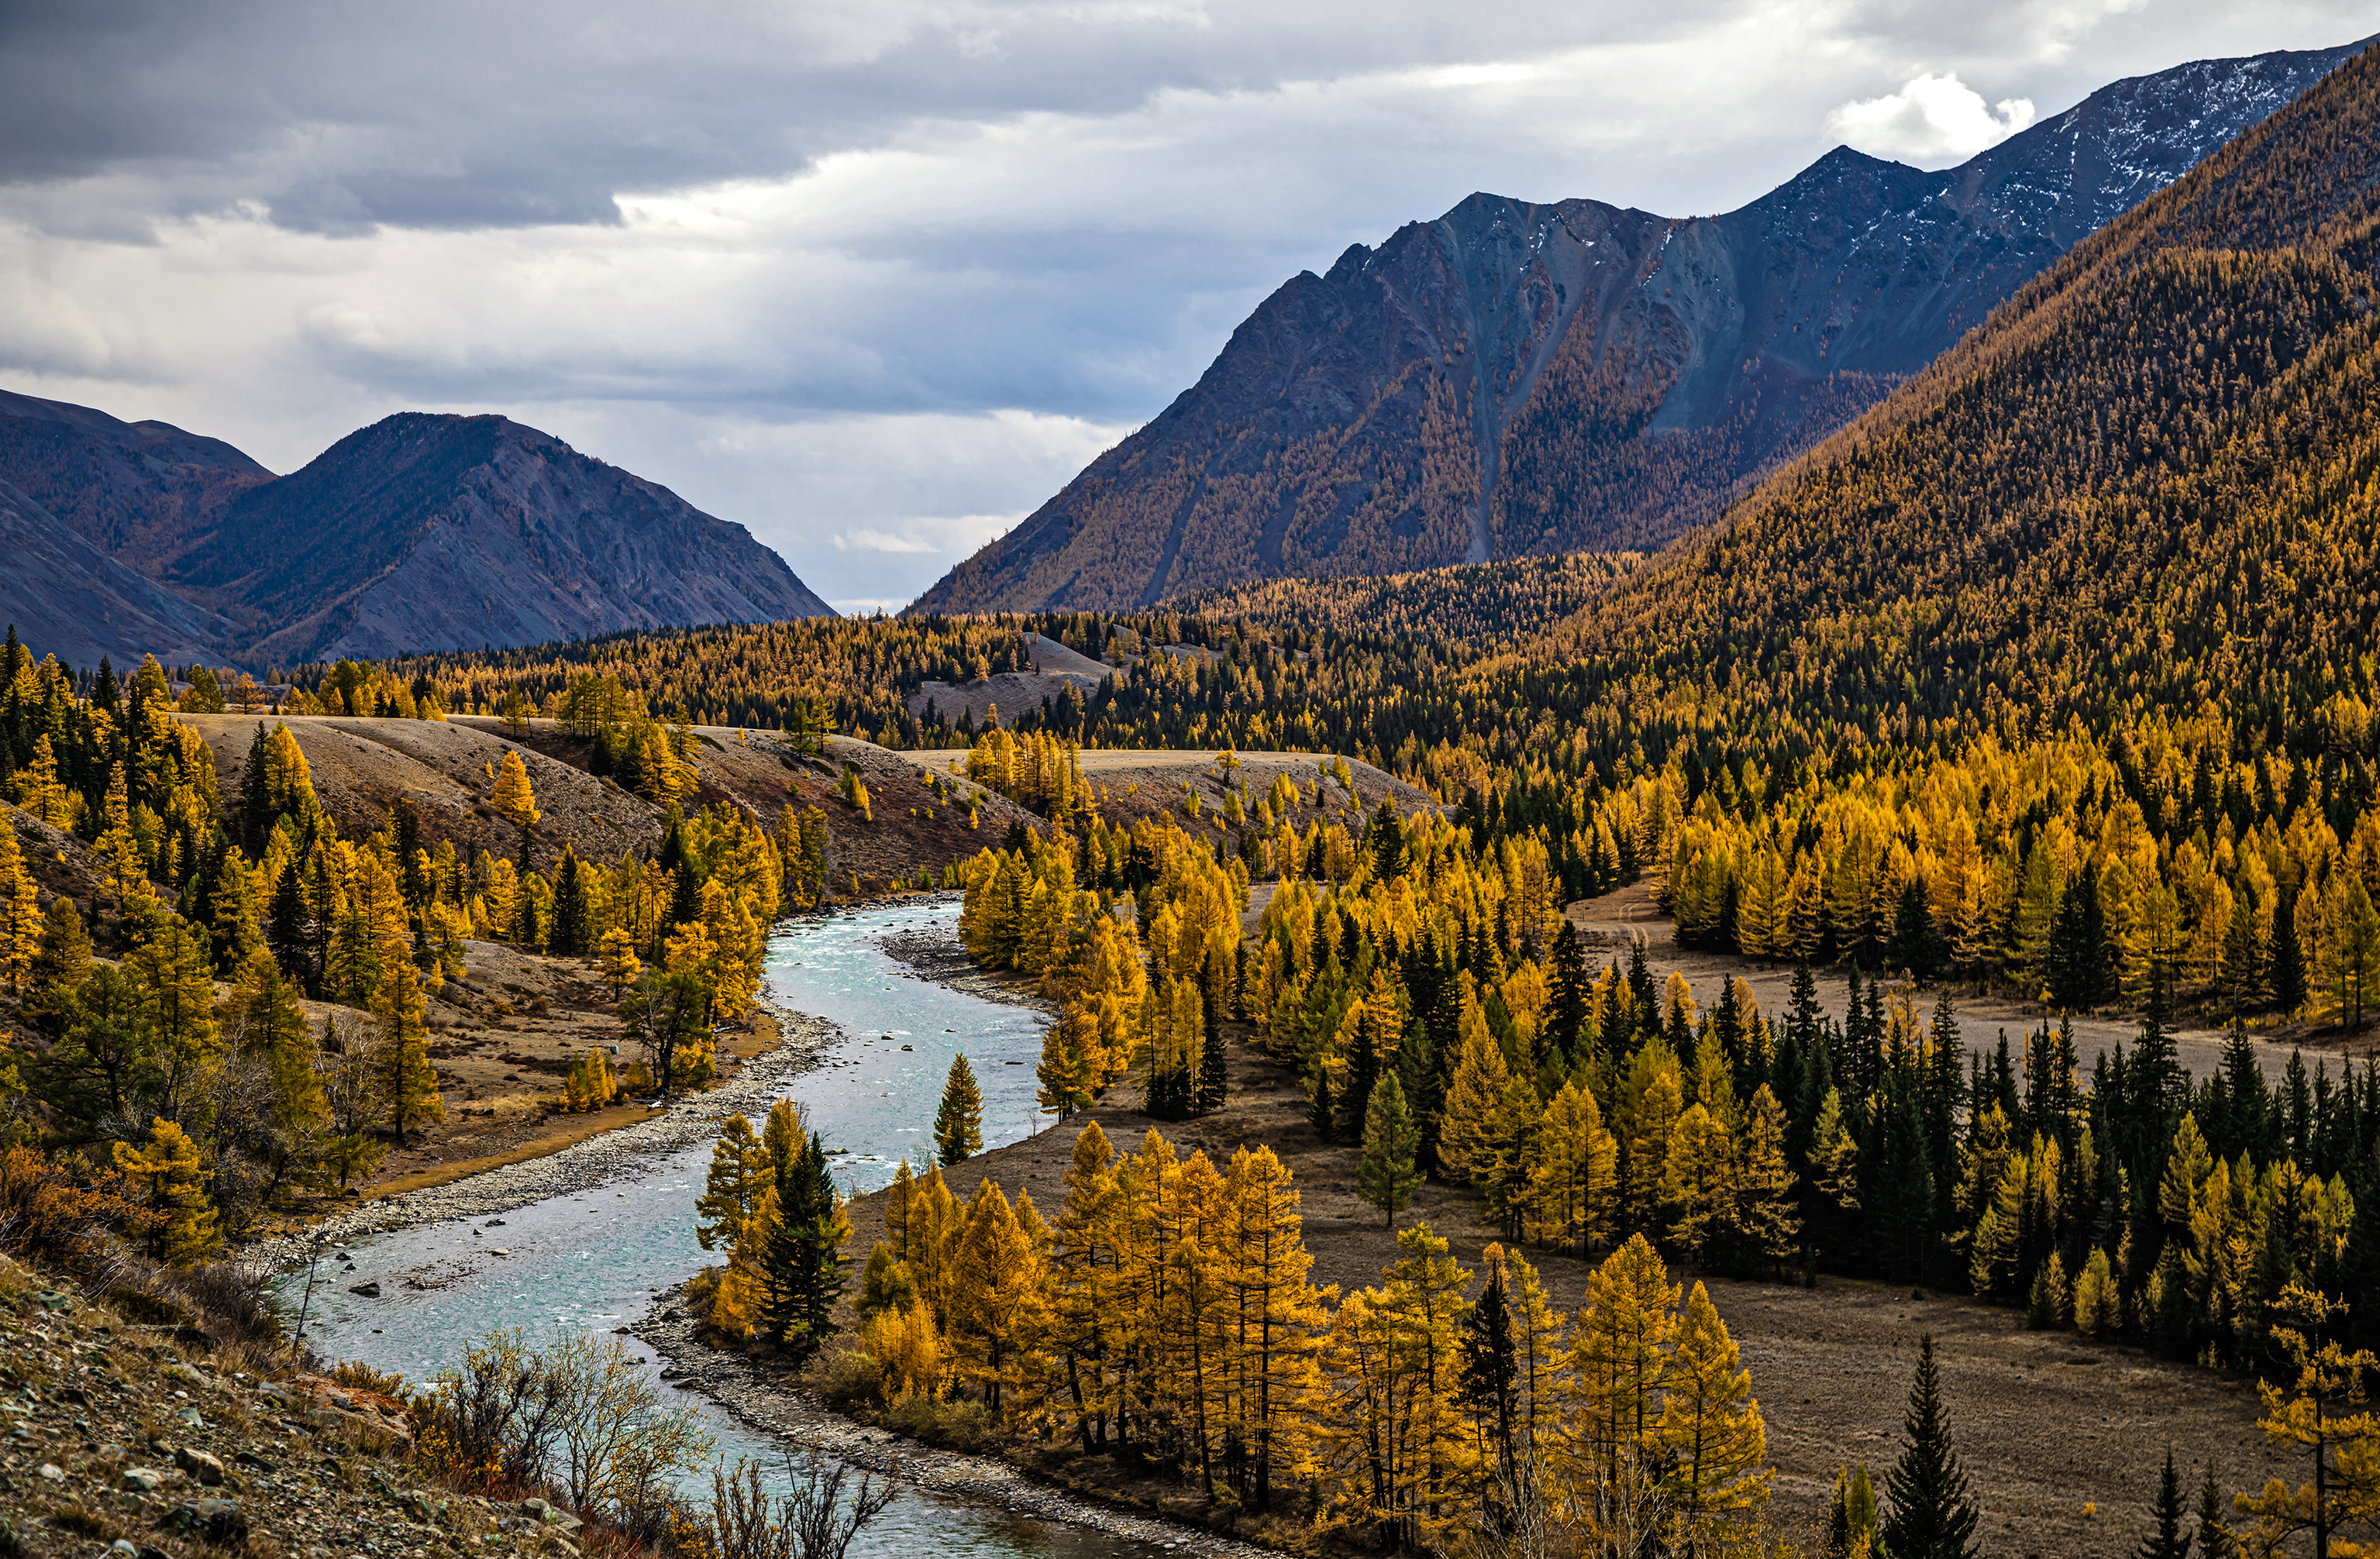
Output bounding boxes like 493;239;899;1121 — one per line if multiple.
1358;1072;1422;1230
1459;1258;1522;1489
1194;987;1228;1113
2196;1461;2234;1559
1880;1335;1980;1559
239;723;272;851
936;1054;985;1166
2137;1447;2194;1559
761;1129;849;1361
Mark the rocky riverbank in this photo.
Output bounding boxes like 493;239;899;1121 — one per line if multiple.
878;900;1055;1014
255;1006;841;1270
632;1293;1283;1559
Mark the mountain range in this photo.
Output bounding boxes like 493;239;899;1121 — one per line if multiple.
912;36;2374;616
0;391;832;673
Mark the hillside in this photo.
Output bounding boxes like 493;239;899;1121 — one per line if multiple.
0;473;239;669
0;387;272;568
0;397;835;671
912;36;2368;615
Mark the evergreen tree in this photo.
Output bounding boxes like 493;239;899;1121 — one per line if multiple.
762;1130;849;1361
267;858;310;985
2136;1447;2194;1559
1459;1259;1521;1488
2272;889;2309;1017
1358;1072;1422;1230
1548;919;1590;1066
1880;1335;1980;1559
2196;1461;2234;1559
936;1054;985;1166
549;848;592;955
1194;987;1228;1113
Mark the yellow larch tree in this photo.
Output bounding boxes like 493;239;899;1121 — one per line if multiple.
1659;1281;1773;1555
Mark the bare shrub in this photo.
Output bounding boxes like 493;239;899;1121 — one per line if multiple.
690;1449;894;1559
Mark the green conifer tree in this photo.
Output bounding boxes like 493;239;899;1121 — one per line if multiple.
1358;1072;1422;1231
935;1054;984;1167
2136;1447;2193;1559
1881;1336;1980;1559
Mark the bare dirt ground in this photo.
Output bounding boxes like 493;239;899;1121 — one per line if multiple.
1567;883;2346;1086
839;927;2294;1559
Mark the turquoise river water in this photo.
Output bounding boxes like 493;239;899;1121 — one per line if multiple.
284;897;1169;1557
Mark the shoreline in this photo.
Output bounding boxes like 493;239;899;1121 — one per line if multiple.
263;906;1280;1557
631;1289;1280;1559
255;1001;842;1272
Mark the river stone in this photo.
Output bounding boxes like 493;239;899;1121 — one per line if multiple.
162;1498;247;1544
174;1447;226;1485
122;1467;164;1492
520;1498;582;1533
348;1281;383;1297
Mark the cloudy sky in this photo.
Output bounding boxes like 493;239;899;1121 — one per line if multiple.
1;2;2368;611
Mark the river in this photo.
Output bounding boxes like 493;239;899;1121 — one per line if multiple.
284;897;1171;1558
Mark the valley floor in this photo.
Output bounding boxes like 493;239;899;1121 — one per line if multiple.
825;919;2299;1558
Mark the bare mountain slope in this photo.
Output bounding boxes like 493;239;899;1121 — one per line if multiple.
0;473;239;669
914;36;2370;615
0;387;271;570
0;396;837;670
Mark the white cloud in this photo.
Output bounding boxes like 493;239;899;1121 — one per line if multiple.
1826;73;2036;164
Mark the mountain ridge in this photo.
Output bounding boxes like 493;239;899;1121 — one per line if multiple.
912;35;2374;617
0;396;835;670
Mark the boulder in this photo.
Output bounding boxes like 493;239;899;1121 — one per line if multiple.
122;1467;164;1492
160;1498;246;1544
174;1447;226;1486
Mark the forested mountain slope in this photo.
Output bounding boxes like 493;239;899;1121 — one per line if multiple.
0;397;836;670
912;37;2369;616
1558;40;2380;757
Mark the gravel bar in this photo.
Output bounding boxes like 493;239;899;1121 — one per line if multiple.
633;1296;1282;1558
254;1005;839;1269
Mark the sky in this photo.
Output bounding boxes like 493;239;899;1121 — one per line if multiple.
1;2;2371;613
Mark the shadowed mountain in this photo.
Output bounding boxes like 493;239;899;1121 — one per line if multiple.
0;473;240;671
166;413;834;666
914;36;2371;616
0;387;272;570
0;397;834;669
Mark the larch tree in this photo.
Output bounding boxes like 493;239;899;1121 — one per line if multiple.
0;823;37;996
1659;1281;1772;1555
375;955;444;1144
1563;1234;1678;1495
1219;1143;1331;1513
491;749;541;866
113;1118;220;1266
